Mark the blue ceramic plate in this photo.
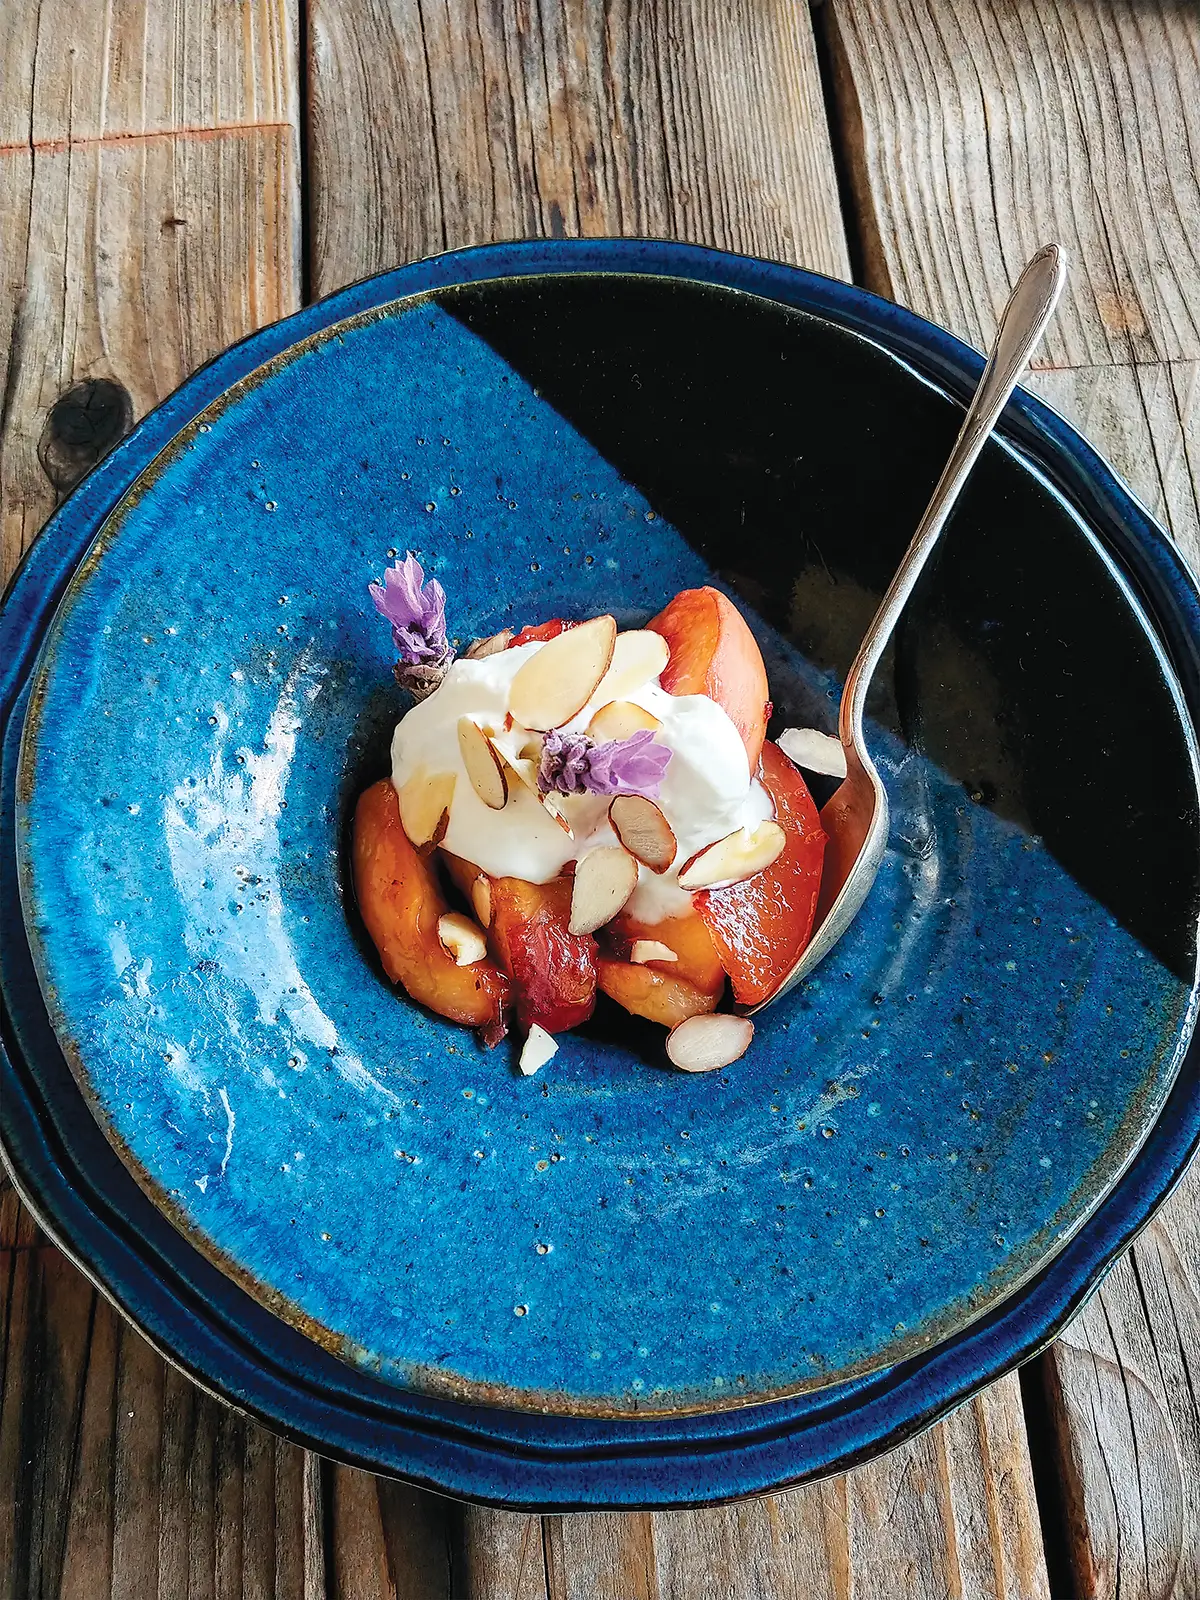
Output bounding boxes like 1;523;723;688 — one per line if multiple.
4;242;1200;1501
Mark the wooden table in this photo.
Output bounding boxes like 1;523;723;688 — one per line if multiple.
1;3;1197;1594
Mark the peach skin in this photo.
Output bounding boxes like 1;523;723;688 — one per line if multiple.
352;781;510;1032
647;586;770;770
694;741;826;1007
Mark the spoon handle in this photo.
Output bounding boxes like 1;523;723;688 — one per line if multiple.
839;243;1067;748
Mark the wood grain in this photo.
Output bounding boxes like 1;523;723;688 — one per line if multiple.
449;1378;1048;1600
326;1466;453;1600
0;1205;323;1598
306;0;849;297
1044;1158;1200;1600
827;0;1200;373
0;0;302;580
827;2;1200;1594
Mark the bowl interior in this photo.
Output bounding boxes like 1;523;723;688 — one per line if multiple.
16;273;1200;1417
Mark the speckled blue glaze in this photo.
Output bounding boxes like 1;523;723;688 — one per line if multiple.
3;241;1200;1503
16;288;1197;1418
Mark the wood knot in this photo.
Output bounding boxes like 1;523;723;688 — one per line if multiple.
38;378;133;493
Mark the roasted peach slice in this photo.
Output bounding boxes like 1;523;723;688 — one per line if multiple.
444;853;598;1034
647;586;770;769
606;909;726;998
597;959;719;1028
693;740;826;1007
352;781;510;1034
488;874;599;1034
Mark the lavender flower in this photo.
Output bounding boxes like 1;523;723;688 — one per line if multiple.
587;729;672;795
538;729;595;795
538;727;671;799
369;553;452;666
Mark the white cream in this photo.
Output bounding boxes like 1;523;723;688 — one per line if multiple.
390;640;772;924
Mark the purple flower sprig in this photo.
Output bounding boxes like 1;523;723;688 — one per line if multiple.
368;553;453;700
538;727;671;799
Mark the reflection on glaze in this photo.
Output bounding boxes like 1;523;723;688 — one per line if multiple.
160;645;393;1105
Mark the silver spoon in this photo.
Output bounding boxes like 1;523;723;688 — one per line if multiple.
753;242;1067;1013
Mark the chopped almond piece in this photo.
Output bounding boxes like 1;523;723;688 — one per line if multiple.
677;820;786;891
519;1024;558;1075
666;1013;754;1072
569;846;639;935
509;614;617;730
397;768;456;851
457;717;509;809
631;940;677;964
437;912;488;966
609;794;676;873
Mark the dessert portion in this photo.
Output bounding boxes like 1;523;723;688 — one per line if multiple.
353;554;828;1072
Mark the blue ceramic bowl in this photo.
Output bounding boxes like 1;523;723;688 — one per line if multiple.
3;241;1199;1504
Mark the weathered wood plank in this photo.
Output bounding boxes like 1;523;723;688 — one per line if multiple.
0;0;302;579
1044;1159;1200;1600
454;1377;1047;1600
827;0;1200;372
306;0;849;298
453;1506;547;1600
326;1465;453;1600
826;3;1200;1594
0;1213;323;1599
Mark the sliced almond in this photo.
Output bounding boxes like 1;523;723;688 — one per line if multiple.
777;726;847;779
509;614;617;730
677;820;787;891
457;717;509;809
593;629;670;704
587;699;661;743
609;795;677;873
464;628;515;660
631;940;677;965
397;768;456;851
470;875;492;928
666;1013;754;1073
568;846;639;935
519;1024;558;1076
437;912;488;966
497;747;540;795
